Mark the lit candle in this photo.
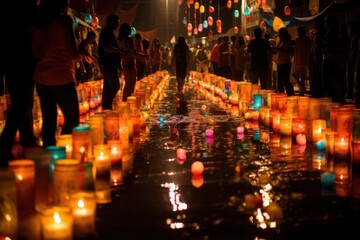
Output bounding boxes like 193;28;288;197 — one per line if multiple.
40;207;73;240
0;171;17;239
279;117;292;136
107;140;122;165
70;191;96;239
334;134;350;159
56;134;73;159
8;159;35;212
312;119;326;142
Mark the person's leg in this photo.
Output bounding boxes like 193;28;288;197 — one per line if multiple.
55;83;80;135
284;63;294;96
122;66;136;102
36;84;58;147
101;66;120;109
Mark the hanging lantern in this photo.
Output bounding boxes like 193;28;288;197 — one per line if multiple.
208;29;213;38
131;27;136;36
187;30;192;36
84;14;92;24
284;6;291;16
217;26;222;33
187;0;194;4
216;19;222;28
194;1;199;9
244;6;250;16
203;20;208;28
246;16;251;22
198;23;203;32
209;6;215;13
73;17;78;27
207;16;213;26
234;0;239;3
91;15;99;28
260;20;266;29
187;22;193;31
234;10;239;18
194;28;198;35
182;17;187;25
178;0;182;5
233;26;239;34
200;5;205;13
262;1;267;8
245;35;250;41
227;0;232;9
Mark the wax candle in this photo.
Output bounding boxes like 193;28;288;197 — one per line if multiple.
337;106;352;135
229;93;239;105
107;140;122;165
334;160;350;184
334;133;350;160
93;144;111;178
89;113;105;147
72;125;91;162
70;191;96;239
292;117;306;137
8;160;35;212
312;119;326;143
104;111;120;142
40;206;73;240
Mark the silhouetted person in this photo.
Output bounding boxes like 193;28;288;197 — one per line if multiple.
0;0;39;162
98;14;121;110
31;0;80;147
78;30;97;82
172;36;190;94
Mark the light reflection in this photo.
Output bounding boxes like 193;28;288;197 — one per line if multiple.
161;182;188;212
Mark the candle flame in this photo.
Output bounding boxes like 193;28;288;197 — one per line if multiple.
17;174;23;181
5;213;11;221
53;212;61;224
78;199;85;208
341;137;344;143
80;147;85;153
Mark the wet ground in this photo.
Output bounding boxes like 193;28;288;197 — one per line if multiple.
94;76;360;240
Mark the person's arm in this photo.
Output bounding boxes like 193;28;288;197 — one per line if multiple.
63;15;80;60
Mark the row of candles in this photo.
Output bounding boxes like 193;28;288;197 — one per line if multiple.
0;71;170;240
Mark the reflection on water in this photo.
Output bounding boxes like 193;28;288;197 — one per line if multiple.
123;75;360;239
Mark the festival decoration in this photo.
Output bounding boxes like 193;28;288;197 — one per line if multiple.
284;6;291;16
234;10;239;18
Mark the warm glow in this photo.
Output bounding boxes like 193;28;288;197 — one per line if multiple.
53;212;61;224
5;213;11;222
80;147;85;153
77;199;85;208
17;174;23;181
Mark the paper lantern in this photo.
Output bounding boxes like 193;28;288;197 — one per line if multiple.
198;23;203;32
187;22;193;31
234;10;239;18
207;16;213;26
227;0;232;8
187;30;192;36
178;0;182;5
244;6;250;16
194;1;199;9
209;6;215;13
273;16;286;32
233;26;239;34
182;17;187;25
193;28;198;35
187;0;194;4
85;14;92;24
91;16;99;28
246;16;251;22
245;34;250;41
203;20;208;28
217;26;222;33
284;6;291;16
262;1;267;8
216;19;222;28
234;0;239;3
200;5;205;13
131;27;136;36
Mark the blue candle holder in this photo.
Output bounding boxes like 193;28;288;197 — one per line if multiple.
253;94;263;110
320;171;336;188
46;145;66;182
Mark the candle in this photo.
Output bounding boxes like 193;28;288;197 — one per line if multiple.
40;206;73;240
191;161;204;175
53;159;80;206
8;160;35;212
46;146;66;182
89;113;105;147
271;111;281;132
253;94;263;110
104;110;120;142
107;140;122;165
279;117;292;136
334;159;350;184
351;140;360;168
93;144;111;178
70;191;96;239
56;134;73;159
337;106;352;135
296;134;307;145
0;171;17;239
312;119;326;143
119;124;129;149
334;133;350;160
72;125;91;162
292;117;306;137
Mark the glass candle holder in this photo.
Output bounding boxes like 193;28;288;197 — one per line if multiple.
53;159;80;206
259;106;271;127
312;119;326;143
46;146;66;183
296;96;309;118
319;97;332;120
89;113;105;148
0;170;18;239
308;98;321;120
292;117;307;137
271;110;281;132
70;191;96;239
8;160;35;213
337;106;352;135
334;133;350;160
253;94;263;110
72;125;91;162
351;140;360;168
40;206;73;240
104;110;120;142
325;131;335;167
279;117;292;136
56;134;73;159
330;105;341;132
285;96;298;118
